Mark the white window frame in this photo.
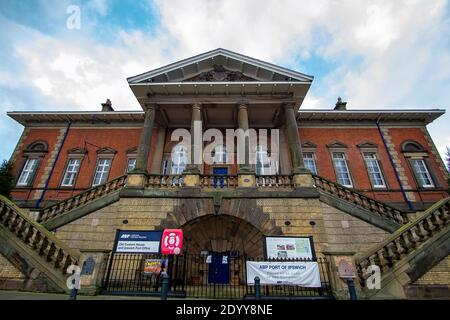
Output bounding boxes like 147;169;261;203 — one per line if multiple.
61;158;82;187
256;145;271;176
126;158;136;173
363;152;386;188
213;145;228;164
171;145;187;174
92;158;112;187
17;158;39;187
303;152;318;174
332;152;353;188
411;159;435;188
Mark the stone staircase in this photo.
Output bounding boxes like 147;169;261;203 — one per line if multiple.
355;197;450;299
0;195;80;292
38;175;127;230
312;174;408;230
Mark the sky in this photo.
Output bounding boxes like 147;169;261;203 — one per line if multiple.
0;0;449;163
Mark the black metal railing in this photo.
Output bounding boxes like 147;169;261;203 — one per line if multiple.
101;252;332;299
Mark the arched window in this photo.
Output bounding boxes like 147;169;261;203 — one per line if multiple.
213;145;228;164
402;141;425;152
171;144;187;174
401;140;436;188
16;140;48;187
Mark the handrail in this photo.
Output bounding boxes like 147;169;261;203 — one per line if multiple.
0;195;80;273
39;175;127;223
355;197;450;285
312;174;408;225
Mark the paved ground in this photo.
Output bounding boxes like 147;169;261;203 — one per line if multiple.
0;290;164;300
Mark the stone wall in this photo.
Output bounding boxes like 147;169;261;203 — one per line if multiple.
55;196;390;256
414;255;450;286
0;254;24;279
55;198;178;251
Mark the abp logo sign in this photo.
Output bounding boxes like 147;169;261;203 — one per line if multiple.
161;229;183;255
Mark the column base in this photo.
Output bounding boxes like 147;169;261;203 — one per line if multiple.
182;173;200;187
184;164;201;175
238;173;256;188
292;170;314;188
125;172;147;189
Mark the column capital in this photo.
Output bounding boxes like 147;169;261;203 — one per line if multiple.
237;103;248;110
143;103;158;111
192;102;202;110
283;102;296;110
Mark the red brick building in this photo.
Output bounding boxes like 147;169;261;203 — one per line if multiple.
1;49;449;299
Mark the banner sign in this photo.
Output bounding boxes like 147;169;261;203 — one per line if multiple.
246;261;321;287
264;236;315;260
143;259;166;274
114;230;163;254
161;229;183;255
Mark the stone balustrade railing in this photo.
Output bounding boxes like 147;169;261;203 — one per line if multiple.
312;174;408;225
146;174;184;188
200;175;238;189
0;195;80;274
256;175;294;188
355;197;450;286
39;175;127;223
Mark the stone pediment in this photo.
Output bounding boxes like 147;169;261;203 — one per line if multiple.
67;147;87;155
96;147;117;155
302;141;317;148
127;48;314;84
356;141;379;149
326;141;348;149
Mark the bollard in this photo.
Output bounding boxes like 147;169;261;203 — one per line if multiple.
161;272;170;300
68;287;78;301
254;276;261;300
346;278;357;300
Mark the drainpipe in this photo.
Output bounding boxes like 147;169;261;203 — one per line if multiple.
35;121;72;209
376;119;414;211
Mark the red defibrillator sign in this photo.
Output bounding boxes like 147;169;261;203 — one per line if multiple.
161;229;183;255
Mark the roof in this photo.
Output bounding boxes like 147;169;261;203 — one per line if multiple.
7;109;445;126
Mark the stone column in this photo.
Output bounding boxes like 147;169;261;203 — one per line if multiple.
127;104;156;188
183;103;201;187
237;103;255;187
284;103;313;187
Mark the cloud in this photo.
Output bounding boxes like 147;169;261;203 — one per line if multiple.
0;0;449;161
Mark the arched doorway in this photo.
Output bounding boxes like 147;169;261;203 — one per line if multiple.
182;214;265;258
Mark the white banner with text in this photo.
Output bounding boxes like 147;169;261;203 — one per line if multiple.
246;261;321;287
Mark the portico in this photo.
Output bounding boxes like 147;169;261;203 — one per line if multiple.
127;48;314;188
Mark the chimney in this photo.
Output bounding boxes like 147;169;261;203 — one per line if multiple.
334;97;347;110
101;99;114;112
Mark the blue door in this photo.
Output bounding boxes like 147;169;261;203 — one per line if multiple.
208;252;230;284
213;167;228;189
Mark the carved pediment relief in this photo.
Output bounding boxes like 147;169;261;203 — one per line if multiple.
184;64;256;82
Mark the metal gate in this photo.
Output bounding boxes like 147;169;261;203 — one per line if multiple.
102;253;333;299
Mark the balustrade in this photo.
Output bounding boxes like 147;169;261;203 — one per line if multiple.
0;196;80;274
355;198;450;286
